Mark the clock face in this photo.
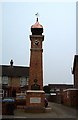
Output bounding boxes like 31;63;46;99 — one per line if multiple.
34;40;39;46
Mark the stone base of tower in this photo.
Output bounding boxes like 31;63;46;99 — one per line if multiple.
25;90;46;113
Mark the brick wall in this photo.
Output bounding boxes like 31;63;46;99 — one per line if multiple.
63;89;78;108
9;77;20;87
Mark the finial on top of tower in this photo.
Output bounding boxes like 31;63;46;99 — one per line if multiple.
35;12;39;22
31;13;43;29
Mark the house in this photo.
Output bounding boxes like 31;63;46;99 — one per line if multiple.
72;55;78;88
0;60;29;97
62;55;78;107
44;84;73;103
48;84;73;93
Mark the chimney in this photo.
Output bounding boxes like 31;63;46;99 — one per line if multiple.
10;59;13;67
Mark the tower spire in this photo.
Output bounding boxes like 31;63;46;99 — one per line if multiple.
37;17;38;22
31;13;43;35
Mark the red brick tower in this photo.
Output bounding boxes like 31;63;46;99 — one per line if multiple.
25;16;45;112
28;18;44;90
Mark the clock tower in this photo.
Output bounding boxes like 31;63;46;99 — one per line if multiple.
29;17;44;90
25;16;45;112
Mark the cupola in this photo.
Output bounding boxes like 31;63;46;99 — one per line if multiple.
31;17;43;35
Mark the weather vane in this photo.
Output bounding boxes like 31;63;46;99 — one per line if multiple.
35;12;39;22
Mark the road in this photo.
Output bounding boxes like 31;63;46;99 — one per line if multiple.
2;102;78;119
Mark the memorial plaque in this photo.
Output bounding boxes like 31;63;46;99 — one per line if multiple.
30;97;41;103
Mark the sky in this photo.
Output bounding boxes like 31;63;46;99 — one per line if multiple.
0;1;76;85
76;1;78;54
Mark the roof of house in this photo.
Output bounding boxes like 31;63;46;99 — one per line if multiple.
72;55;78;74
0;65;29;77
48;84;73;88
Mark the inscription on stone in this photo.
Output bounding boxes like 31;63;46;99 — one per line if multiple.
30;97;41;103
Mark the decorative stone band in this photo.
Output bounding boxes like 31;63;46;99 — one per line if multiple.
30;48;43;52
26;90;45;93
30;35;44;41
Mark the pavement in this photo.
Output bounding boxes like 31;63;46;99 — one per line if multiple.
2;102;78;119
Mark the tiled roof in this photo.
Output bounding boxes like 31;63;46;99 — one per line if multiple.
0;65;29;77
48;84;73;88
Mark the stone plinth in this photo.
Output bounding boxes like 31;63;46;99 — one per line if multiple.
25;90;45;113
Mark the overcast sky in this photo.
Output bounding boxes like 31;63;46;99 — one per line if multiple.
0;1;76;85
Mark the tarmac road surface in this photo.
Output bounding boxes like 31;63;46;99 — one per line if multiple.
2;102;78;119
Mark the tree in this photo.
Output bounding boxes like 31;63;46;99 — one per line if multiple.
43;85;50;93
